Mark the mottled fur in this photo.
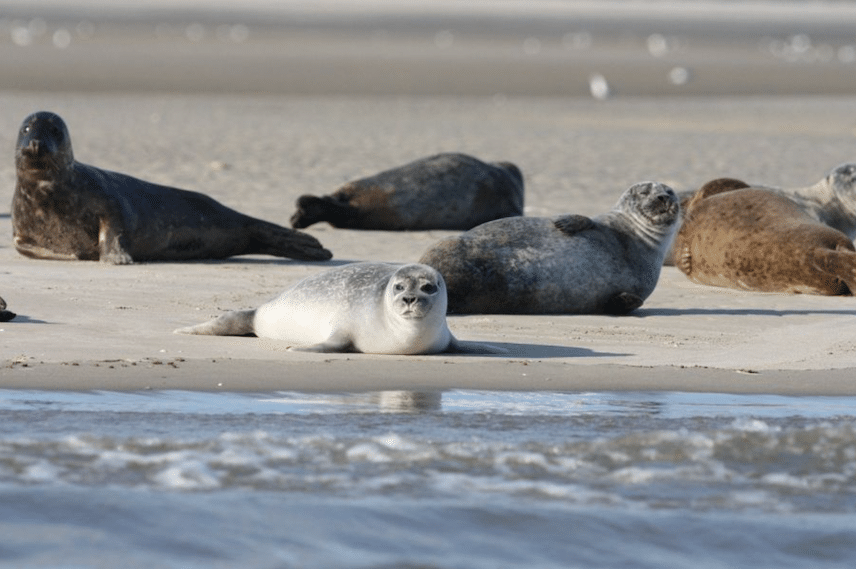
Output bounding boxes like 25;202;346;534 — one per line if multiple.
420;182;680;314
12;111;331;263
675;186;856;295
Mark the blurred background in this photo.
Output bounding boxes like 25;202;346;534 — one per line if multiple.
1;0;856;97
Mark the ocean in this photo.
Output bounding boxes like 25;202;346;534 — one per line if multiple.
1;389;855;568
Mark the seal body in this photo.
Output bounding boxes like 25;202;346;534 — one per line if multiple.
419;182;680;314
290;153;524;230
674;186;856;295
175;262;499;354
12;111;332;263
665;163;856;265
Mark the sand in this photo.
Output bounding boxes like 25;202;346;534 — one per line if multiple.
2;1;856;394
2;93;856;394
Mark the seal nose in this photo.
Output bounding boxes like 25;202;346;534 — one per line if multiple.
24;139;40;155
402;295;417;306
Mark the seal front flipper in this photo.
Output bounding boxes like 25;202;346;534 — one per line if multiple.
174;309;256;336
98;219;133;264
290;195;357;229
603;292;644;315
288;332;355;353
553;214;594;236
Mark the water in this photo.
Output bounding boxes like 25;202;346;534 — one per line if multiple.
0;389;855;568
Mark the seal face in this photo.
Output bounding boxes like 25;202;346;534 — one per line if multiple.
175;262;501;354
290;152;524;230
419;182;680;314
674;186;856;295
12;111;332;264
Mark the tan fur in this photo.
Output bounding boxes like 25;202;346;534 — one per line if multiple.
675;187;856;295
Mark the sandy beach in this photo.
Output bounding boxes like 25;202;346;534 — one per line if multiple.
2;1;856;394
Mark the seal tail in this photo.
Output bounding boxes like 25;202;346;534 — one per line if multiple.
248;220;333;261
174;310;256;336
290;195;355;229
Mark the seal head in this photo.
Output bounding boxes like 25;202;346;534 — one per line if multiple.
16;111;74;183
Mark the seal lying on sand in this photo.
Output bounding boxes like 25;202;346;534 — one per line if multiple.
665;163;856;265
419;182;680;314
0;297;15;322
175;262;502;354
12;111;332;264
290;152;524;230
674;181;856;295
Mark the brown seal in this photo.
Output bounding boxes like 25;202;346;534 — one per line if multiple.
290;152;524;230
674;183;856;295
12;111;332;264
0;296;14;322
665;163;856;266
664;178;750;265
419;182;680;314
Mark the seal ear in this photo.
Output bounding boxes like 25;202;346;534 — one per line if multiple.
553;214;594;236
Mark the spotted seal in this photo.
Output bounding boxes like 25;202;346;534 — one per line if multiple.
175;262;502;354
12;111;332;263
674;183;856;295
665;163;856;265
419;181;680;314
290;152;524;230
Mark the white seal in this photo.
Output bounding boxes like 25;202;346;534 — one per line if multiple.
175;262;501;354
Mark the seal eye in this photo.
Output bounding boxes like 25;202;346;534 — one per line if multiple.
420;283;437;294
394;283;405;293
20;125;30;135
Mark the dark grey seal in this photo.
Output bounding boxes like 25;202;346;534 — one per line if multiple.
290;152;524;230
0;296;14;322
12;111;332;263
420;182;680;314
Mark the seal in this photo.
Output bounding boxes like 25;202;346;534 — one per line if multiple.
175;262;502;354
665;163;856;265
664;178;750;266
419;181;680;314
0;296;15;322
290;152;524;230
674;184;856;294
12;111;332;264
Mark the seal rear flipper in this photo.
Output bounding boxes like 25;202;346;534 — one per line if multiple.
290;195;358;229
174;309;256;336
553;214;594;236
809;246;856;295
250;221;333;261
603;292;644;315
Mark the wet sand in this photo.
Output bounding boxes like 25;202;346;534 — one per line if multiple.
2;2;856;394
